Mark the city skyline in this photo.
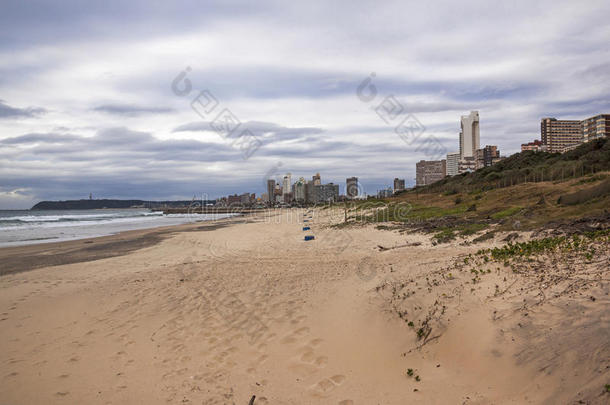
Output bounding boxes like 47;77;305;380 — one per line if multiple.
1;0;610;208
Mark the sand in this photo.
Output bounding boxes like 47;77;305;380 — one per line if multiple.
1;208;608;404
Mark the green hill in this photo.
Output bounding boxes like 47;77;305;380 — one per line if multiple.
421;137;610;193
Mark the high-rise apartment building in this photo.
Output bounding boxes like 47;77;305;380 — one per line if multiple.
540;117;582;153
393;178;405;192
459;111;480;159
416;160;446;186
282;173;292;197
483;145;501;167
346;177;358;199
266;179;275;204
314;183;339;203
293;177;306;202
582;114;610;142
475;145;501;169
305;180;315;204
446;152;460;176
312;173;321;186
274;183;282;203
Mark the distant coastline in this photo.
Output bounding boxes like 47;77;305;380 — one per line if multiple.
31;199;214;210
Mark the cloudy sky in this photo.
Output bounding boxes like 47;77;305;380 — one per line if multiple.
1;0;609;208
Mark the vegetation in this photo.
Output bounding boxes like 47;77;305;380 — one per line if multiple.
490;206;522;220
419;138;610;194
475;229;609;261
334;141;609;244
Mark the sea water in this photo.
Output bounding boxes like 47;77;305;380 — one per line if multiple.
0;209;233;247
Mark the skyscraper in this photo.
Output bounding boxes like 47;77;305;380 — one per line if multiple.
346;177;358;199
312;173;321;186
294;177;306;202
459;111;480;159
305;180;315;204
282;173;292;197
266;179;275;204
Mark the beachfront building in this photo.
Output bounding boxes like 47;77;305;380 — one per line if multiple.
475;145;501;169
540;117;582;153
346;177;358;199
521;139;547;152
266;179;276;204
458;156;476;174
293;177;306;203
416;159;446;186
305;180;315;204
274;184;282;204
377;187;393;198
393;178;405;192
446;152;460;176
314;183;339;203
459;111;480;159
282;173;292;198
582;114;610;142
312;173;321;186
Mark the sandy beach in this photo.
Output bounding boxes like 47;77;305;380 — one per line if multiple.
1;208;608;404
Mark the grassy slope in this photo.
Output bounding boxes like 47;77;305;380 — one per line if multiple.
339;171;609;243
420;137;610;193
336;139;609;241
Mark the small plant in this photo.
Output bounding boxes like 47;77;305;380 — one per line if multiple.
407;368;414;377
415;375;421;382
408;321;414;327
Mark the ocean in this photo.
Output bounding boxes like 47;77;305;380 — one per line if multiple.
0;209;234;247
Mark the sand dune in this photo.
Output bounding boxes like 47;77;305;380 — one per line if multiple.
1;209;608;404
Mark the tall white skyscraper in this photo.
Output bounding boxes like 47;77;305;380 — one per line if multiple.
459;111;480;159
282;173;292;196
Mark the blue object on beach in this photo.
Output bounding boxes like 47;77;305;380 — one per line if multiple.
303;226;310;231
303;220;309;222
304;235;315;241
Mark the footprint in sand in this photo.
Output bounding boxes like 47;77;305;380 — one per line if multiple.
246;354;269;374
308;338;323;347
289;348;329;377
281;327;310;344
291;315;307;325
338;400;354;405
309;374;347;397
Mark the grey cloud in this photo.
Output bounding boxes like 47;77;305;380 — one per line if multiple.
93;104;173;116
172;120;323;143
0;133;82;144
0;100;46;119
2;128;239;162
